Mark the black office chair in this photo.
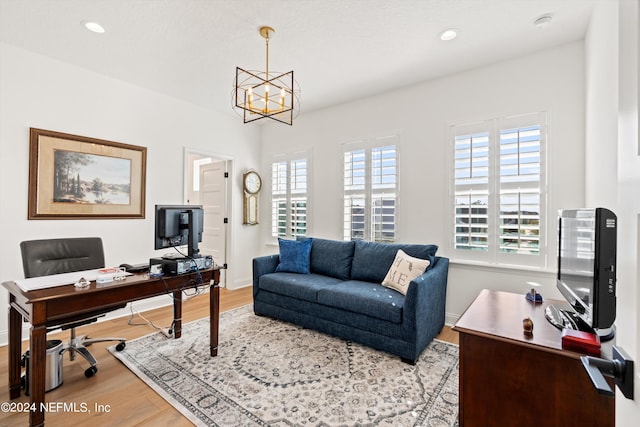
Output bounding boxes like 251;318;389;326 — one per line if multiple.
20;237;127;378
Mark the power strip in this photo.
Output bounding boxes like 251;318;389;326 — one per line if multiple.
161;327;174;338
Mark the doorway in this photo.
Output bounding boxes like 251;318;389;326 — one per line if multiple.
184;149;231;288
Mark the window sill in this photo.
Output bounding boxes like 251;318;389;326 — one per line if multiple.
448;258;556;277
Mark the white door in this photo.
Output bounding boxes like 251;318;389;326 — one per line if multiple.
617;0;640;422
199;160;229;287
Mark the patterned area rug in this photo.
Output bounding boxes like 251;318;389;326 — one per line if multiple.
109;305;459;426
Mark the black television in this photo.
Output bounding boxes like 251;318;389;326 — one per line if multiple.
154;204;204;258
545;208;617;341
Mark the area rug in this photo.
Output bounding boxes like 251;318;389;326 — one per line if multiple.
109;305;459;426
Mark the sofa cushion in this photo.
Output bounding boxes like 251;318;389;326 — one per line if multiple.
350;241;438;283
382;249;431;295
317;280;404;324
259;272;343;303
305;238;355;280
275;238;312;274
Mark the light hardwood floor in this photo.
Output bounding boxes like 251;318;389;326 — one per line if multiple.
0;286;458;426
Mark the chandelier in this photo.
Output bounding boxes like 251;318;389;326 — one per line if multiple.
233;26;300;125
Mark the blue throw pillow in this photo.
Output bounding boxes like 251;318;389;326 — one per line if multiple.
297;237;355;280
275;238;312;274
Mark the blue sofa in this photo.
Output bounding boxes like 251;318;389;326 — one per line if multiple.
252;238;449;363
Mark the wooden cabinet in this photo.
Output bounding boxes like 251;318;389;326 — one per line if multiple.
453;289;614;427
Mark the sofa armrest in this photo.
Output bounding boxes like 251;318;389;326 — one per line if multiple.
403;257;449;349
252;254;280;297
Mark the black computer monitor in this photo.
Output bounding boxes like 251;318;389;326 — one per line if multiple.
549;208;617;341
154;204;204;258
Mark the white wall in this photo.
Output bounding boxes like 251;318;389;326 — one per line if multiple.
585;0;619;207
260;41;586;322
0;42;261;344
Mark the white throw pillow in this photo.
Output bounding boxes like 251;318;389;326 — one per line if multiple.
381;249;430;295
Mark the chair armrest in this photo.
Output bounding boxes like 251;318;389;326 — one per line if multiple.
403;257;449;343
252;254;280;297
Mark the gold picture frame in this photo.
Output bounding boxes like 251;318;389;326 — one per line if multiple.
28;128;147;219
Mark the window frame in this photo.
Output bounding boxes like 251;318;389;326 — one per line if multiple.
270;150;311;240
449;112;547;268
342;135;399;243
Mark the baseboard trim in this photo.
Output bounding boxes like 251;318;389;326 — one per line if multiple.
445;312;460;327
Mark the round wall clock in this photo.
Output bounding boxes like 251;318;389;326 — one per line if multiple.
243;170;262;194
243;170;261;225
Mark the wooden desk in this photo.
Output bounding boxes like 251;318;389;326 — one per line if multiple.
452;289;614;427
2;268;220;427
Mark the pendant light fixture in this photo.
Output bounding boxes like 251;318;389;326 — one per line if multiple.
233;26;300;125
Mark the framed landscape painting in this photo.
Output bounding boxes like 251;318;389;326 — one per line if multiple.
28;128;147;219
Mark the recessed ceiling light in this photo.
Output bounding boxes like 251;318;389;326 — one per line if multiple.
440;29;458;41
82;20;105;34
533;14;553;29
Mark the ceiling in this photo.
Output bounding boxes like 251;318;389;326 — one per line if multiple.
0;0;598;119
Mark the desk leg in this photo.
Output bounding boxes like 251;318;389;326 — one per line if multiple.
173;290;182;339
29;304;47;427
8;298;22;399
210;283;219;356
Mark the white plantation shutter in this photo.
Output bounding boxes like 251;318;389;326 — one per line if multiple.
454;130;490;251
289;159;308;238
499;123;542;255
371;145;397;242
343;148;366;240
343;136;398;242
450;113;546;267
271;161;288;238
271;153;309;239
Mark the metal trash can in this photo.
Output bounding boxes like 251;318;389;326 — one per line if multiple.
21;339;64;395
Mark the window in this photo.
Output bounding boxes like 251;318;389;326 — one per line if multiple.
343;136;398;242
271;154;309;239
451;113;546;266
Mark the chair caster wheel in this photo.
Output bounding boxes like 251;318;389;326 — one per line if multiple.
115;342;126;352
85;366;98;378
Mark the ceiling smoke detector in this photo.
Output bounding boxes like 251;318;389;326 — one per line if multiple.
533;14;553;29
